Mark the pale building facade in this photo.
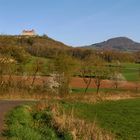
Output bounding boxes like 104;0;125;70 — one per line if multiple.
21;29;36;36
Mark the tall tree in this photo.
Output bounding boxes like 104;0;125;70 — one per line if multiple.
80;56;94;93
92;56;110;94
80;55;110;94
30;59;45;86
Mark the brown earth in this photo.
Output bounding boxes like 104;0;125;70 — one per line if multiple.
70;77;138;89
2;76;138;90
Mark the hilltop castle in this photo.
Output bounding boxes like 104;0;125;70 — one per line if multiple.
21;29;36;36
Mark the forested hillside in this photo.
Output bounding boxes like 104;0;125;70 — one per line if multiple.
0;35;70;61
0;35;140;63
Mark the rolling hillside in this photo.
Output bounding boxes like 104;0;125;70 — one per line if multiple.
0;35;69;49
82;37;140;51
0;35;70;59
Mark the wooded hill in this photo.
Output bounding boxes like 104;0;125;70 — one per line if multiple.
0;35;139;63
82;37;140;52
0;35;69;49
0;35;70;62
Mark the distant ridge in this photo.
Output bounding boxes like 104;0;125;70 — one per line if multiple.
82;37;140;52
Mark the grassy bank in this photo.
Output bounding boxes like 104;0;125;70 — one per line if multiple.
3;101;114;140
3;104;72;140
61;98;140;140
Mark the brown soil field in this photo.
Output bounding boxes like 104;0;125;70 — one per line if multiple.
2;76;139;90
70;77;138;89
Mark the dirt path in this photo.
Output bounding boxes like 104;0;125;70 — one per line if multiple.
0;100;35;133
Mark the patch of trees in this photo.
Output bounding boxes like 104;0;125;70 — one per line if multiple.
0;45;29;63
0;35;137;63
0;35;69;59
98;50;135;62
80;55;112;94
66;49;136;63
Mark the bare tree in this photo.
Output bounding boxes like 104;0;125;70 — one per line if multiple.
80;57;94;93
93;68;109;94
80;55;110;95
31;59;44;87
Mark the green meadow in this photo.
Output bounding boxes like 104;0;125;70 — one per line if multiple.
62;99;140;140
121;63;140;81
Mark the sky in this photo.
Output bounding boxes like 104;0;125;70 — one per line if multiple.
0;0;140;46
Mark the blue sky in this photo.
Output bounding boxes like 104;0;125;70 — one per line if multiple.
0;0;140;46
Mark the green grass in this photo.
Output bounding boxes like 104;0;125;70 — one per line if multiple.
72;88;128;93
77;62;140;82
20;58;140;81
61;99;140;140
4;105;43;140
108;62;140;81
121;63;140;81
22;56;49;75
25;56;48;67
4;105;72;140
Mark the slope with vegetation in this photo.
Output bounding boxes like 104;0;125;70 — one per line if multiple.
0;34;140;140
82;37;140;52
62;98;140;140
3;98;140;140
3;104;72;140
3;101;114;140
0;35;70;59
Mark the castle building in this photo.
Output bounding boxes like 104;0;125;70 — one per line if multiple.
21;29;36;36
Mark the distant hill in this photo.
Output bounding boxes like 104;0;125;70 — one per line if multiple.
82;37;140;51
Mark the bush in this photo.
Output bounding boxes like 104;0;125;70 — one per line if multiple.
5;105;32;127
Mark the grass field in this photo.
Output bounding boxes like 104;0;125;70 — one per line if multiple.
21;58;140;82
24;58;140;81
23;56;49;75
121;63;140;81
72;88;136;94
107;63;140;81
62;99;140;140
